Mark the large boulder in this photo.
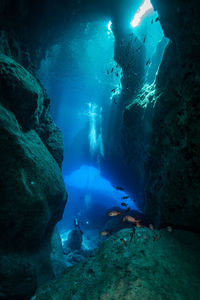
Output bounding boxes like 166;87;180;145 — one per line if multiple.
0;54;67;299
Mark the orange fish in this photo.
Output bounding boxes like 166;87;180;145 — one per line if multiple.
122;215;140;224
108;211;122;217
136;222;144;228
149;224;154;231
120;238;126;246
99;231;112;237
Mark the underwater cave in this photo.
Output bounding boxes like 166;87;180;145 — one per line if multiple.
0;0;200;299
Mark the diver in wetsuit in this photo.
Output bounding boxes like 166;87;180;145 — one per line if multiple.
74;218;83;235
66;218;83;251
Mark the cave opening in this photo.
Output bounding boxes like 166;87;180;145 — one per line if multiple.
37;2;168;250
1;0;200;298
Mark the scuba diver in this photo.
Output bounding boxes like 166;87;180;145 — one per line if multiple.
74;218;83;235
66;218;83;251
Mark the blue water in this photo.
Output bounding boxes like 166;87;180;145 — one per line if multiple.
37;1;168;243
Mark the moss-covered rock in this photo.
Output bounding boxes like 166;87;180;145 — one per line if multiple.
34;228;200;300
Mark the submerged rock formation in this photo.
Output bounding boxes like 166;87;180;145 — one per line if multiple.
0;0;200;298
115;0;200;230
144;0;200;230
0;54;67;299
34;228;200;299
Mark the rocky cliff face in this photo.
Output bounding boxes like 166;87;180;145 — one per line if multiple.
113;0;200;230
144;0;200;230
0;54;67;299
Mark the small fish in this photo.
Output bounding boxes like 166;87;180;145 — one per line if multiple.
143;36;146;43
111;88;116;93
116;72;119;77
113;97;117;104
107;70;109;75
122;215;140;224
146;58;151;66
120;238;126;246
115;186;124;191
151;19;153;24
108;211;122;217
149;224;154;231
133;198;136;202
134;37;137;42
122;196;129;200
125;207;131;212
153;234;160;241
116;64;119;68
155;17;160;22
99;231;112;237
166;226;173;232
136;222;144;228
111;67;114;73
121;202;128;207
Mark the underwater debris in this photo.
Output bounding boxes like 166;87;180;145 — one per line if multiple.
120;238;126;246
149;224;154;231
166;226;173;232
155;17;160;22
153;234;161;241
99;231;112;237
115;186;124;191
108;211;122;217
122;196;129;200
146;58;151;66
121;202;128;207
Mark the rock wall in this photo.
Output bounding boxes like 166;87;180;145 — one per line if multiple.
144;0;200;230
0;54;67;299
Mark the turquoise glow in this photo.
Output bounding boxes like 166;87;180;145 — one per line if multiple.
131;0;153;28
107;21;112;32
